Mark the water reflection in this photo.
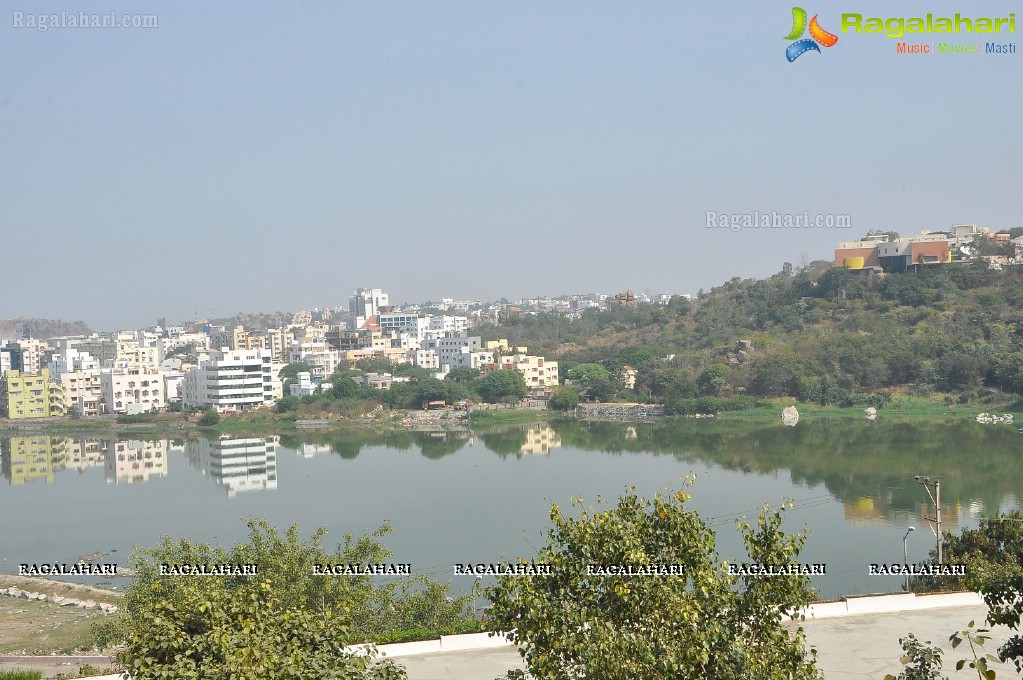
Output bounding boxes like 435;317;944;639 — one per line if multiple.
183;436;278;498
1;418;1020;526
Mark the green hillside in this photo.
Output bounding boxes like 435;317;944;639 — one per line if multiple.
479;260;1023;412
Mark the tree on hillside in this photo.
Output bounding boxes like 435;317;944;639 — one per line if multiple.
487;481;822;680
355;356;396;375
697;364;730;397
279;362;313;380
566;363;611;387
477;369;528;402
445;366;481;384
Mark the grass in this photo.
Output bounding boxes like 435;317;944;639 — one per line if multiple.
715;393;1021;422
0;671;43;680
467;409;545;426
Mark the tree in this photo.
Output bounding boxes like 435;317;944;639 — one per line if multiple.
197;409;220;426
697;364;730;397
548;387;580;411
275;396;300;413
279;362;313;380
445;366;481;384
567;363;611;387
119;520;473;679
331;376;359;400
355;356;396;375
487;481;822;680
477;369;528;402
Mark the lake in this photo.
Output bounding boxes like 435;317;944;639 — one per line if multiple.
1;417;1019;599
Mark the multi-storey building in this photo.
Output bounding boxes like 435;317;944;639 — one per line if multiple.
349;288;389;329
430;336;482;368
100;366;165;415
490;354;559;395
1;369;66;419
287;340;340;380
181;348;277;412
13;338;52;375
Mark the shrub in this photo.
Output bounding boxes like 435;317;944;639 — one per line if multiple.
197;409;221;426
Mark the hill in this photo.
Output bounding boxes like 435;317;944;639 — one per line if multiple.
0;317;92;340
477;260;1023;409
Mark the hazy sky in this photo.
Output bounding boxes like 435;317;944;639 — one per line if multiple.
2;1;1020;331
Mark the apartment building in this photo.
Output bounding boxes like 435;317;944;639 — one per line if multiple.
100;366;165;415
181;348;277;412
1;369;66;419
493;354;559;395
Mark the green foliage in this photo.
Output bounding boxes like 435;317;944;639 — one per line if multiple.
663;395;764;415
548;387;580;411
566;363;611;387
883;634;945;680
331;376;360;400
278;362;312;380
275;395;301;413
197;409;221;426
0;671;44;680
949;620;1003;679
355;356;397;375
122;520;473;649
487;481;821;680
697;363;730;396
912;512;1023;593
478;369;528;402
445;366;481;383
115;411;161;423
983;574;1023;672
120;577;406;679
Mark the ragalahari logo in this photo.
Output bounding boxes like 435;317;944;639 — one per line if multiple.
785;7;839;61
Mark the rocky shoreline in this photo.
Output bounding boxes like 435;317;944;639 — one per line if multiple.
0;575;120;614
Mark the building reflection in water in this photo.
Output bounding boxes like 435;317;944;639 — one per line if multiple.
1;436;68;484
105;439;168;484
519;426;562;455
185;436;278;498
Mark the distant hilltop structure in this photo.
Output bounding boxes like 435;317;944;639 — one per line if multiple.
835;224;1018;273
608;289;640;308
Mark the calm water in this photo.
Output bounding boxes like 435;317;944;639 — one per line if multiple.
2;417;1019;599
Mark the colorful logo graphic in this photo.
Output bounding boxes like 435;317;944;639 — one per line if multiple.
785;7;838;61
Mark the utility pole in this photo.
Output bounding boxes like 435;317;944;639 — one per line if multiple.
915;476;942;565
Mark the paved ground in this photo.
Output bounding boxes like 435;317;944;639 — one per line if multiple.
399;604;1014;679
0;604;1008;679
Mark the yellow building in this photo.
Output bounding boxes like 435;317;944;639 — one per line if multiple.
1;369;66;419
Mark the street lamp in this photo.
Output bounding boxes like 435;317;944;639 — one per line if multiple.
903;527;915;591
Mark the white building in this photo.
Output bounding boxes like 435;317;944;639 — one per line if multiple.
100;366;166;415
289;371;325;398
349;288;390;329
422;315;469;341
181;348;277;412
430;336;482;368
287;341;340;380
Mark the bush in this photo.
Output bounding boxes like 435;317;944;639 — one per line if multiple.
197;409;221;426
548;387;580;411
0;671;44;680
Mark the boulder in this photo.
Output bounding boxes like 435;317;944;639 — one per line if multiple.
781;406;799;421
864;407;877;416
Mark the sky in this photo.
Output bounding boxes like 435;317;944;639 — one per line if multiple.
2;1;1021;331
